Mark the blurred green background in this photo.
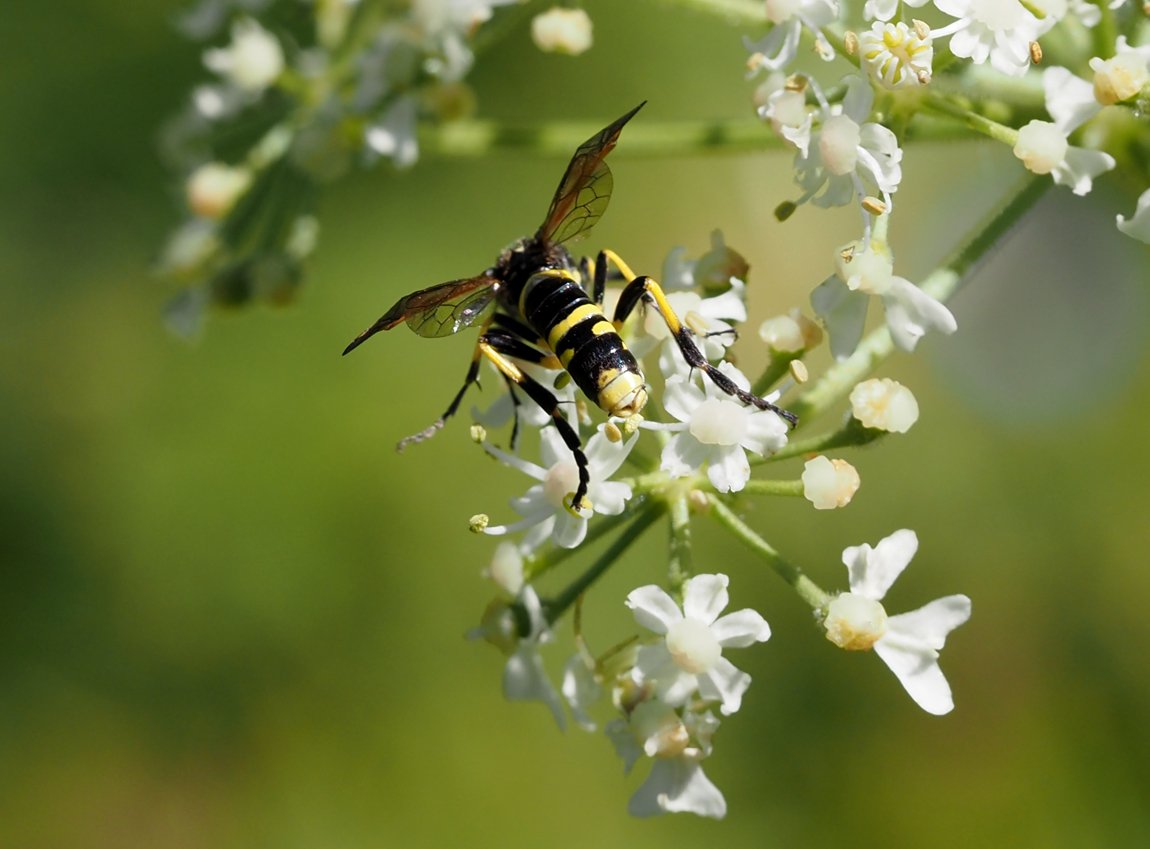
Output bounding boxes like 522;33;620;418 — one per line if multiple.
4;2;1150;847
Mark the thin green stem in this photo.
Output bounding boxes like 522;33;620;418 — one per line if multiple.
652;0;765;26
751;353;799;398
525;499;651;580
789;175;1051;422
543;503;665;625
419;116;787;159
739;478;804;496
667;490;694;593
922;92;1019;145
707;495;829;609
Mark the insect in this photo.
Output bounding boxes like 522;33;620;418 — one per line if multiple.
343;103;797;512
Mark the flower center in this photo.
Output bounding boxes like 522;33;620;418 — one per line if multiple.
665;618;721;675
819;115;861;176
823;593;888;651
689;398;749;446
542;460;580;509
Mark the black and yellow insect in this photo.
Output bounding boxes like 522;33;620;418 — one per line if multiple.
344;103;797;511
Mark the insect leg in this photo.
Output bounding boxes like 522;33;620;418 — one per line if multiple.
478;336;592;513
611;272;799;427
398;324;562;452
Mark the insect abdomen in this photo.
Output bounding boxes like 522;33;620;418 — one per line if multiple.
522;275;647;417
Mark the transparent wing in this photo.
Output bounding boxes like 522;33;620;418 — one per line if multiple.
342;276;498;354
538;102;645;245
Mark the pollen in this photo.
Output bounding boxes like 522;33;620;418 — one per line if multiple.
859;21;934;90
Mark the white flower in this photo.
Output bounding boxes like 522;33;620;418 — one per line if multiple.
656;362;789;493
825;530;972;715
1117;187;1150;244
471;558;567;728
811;240;957;358
802;456;860;509
365;95;420;169
849;378;919;433
791;76;904;220
626;573;771;716
1089;36;1150;105
1012;120;1115;196
758;309;822;354
745;0;840;72
203;17;285;93
756;74;814;147
931;0;1047;77
860;21;934;89
482;424;638;550
531;7;593;55
185;162;251;219
606;701;726;818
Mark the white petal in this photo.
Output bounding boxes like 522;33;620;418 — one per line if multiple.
811;274;870;359
661;432;711;478
1043;66;1101;133
538;426;568;467
1052;146;1116;196
886;594;972;650
586;428;639;478
843;528;918;599
711;608;772;647
634;643;680;681
629;758;727;819
662;375;707;423
741;410;789;457
503;645;566;729
589;480;632;515
697;656;752;715
627;586;684;634
872;637;954;715
681;573;730;625
881;276;958;352
706;444;750;493
561;655;601;731
842;74;875;122
606;718;643;773
551;507;588;549
1117;187;1150;243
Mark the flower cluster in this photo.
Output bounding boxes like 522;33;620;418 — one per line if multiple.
464;235;969;817
156;0;1150;823
158;0;596;333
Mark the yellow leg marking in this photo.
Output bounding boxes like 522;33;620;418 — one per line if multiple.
601;249;639;283
613;275;682;335
478;340;527;385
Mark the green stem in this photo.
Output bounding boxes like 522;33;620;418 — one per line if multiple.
419;116;786;159
739;478;803;496
751;353;799;398
789;175;1051;422
667;490;694;592
707;495;829;609
525;499;651;580
652;0;765;25
922;92;1020;145
542;503;665;626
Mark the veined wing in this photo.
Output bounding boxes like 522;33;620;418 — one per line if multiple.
342;276;498;354
538;102;645;246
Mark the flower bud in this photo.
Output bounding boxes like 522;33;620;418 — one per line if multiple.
850;378;919;433
802;456;860;510
531;7;593;56
1013;120;1068;176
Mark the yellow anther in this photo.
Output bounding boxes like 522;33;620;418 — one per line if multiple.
603;421;623;443
789;359;809;384
469;514;490;533
469;424;487;443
